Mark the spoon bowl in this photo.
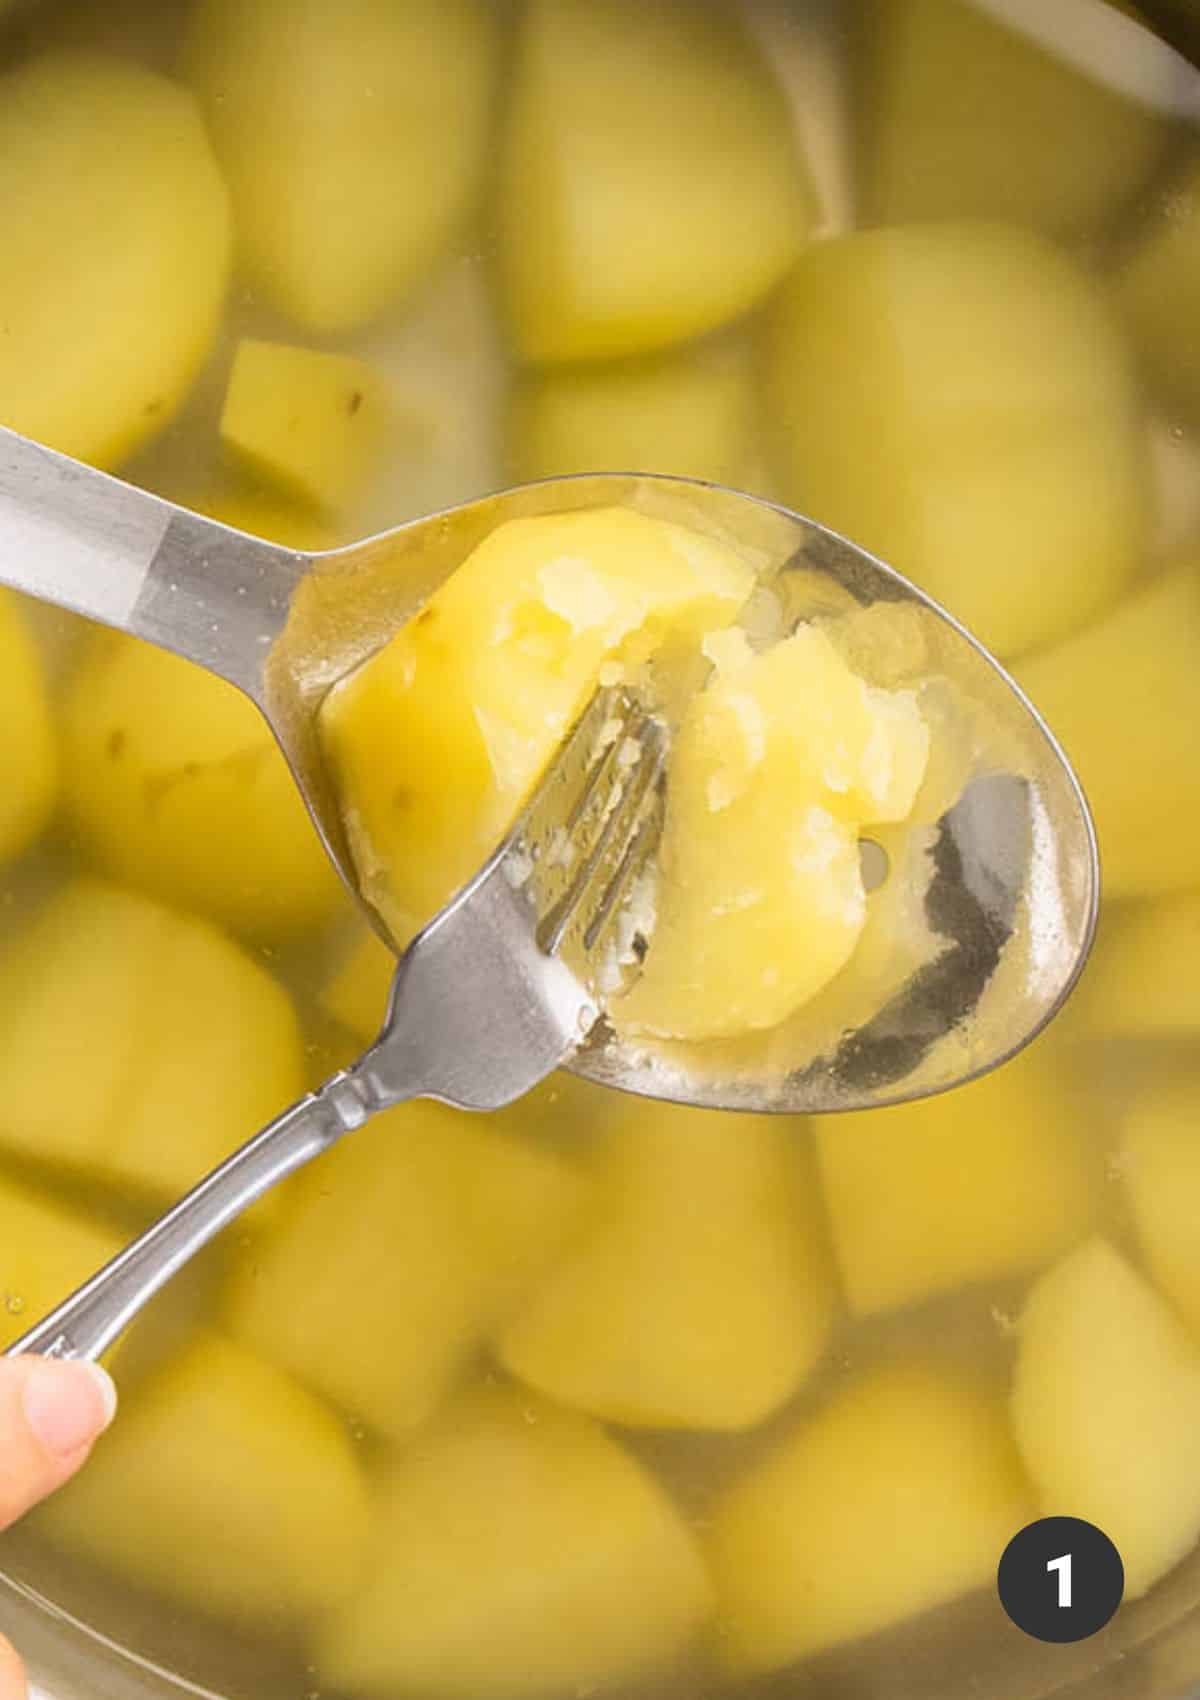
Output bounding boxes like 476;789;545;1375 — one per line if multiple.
0;425;1098;1113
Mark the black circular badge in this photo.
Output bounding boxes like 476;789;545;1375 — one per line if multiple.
998;1517;1124;1643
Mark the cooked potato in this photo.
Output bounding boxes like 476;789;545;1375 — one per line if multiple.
0;1172;124;1352
0;879;303;1204
227;1098;581;1437
35;1334;370;1629
499;1100;834;1430
319;507;756;943
1012;1237;1200;1598
860;0;1169;234
768;222;1146;658
321;924;396;1042
0;49;228;468
188;0;497;332
498;0;810;363
1072;893;1200;1037
1122;1076;1200;1337
1115;157;1200;422
314;1382;712;1700
1015;561;1200;897
63;632;345;939
182;486;340;552
709;1362;1032;1672
816;1044;1101;1316
220;338;391;513
615;624;928;1040
507;342;764;490
0;592;57;867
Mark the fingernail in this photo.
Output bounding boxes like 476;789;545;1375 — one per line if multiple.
22;1361;118;1458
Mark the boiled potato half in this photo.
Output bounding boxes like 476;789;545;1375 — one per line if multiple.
768;221;1146;658
0;879;303;1204
0;592;57;867
0;49;229;468
1115;156;1200;423
0;1173;124;1353
188;0;497;332
63;632;345;939
1122;1075;1200;1339
1012;1237;1200;1599
315;1382;712;1700
498;0;810;363
1071;892;1200;1038
708;1361;1032;1672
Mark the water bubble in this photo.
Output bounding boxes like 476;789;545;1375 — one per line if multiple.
4;1292;25;1315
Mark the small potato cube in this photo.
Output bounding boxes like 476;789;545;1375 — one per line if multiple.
860;0;1169;235
0;1172;124;1352
768;222;1146;658
1115;158;1200;422
507;343;764;490
816;1043;1101;1316
220;338;391;513
227;1098;581;1437
498;0;810;363
0;592;57;866
616;624;928;1040
498;1101;834;1430
0;879;304;1204
708;1362;1032;1672
314;1382;712;1700
1122;1076;1200;1337
1012;1237;1200;1598
1015;561;1200;897
63;632;345;939
1072;893;1200;1038
319;507;756;944
35;1334;370;1629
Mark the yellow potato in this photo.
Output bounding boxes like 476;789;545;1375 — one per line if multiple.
220;338;391;513
815;1043;1101;1316
0;49;228;468
0;591;57;867
860;0;1168;234
1012;1237;1200;1598
1071;893;1200;1037
188;0;497;332
227;1098;581;1437
768;222;1146;658
321;924;396;1043
498;0;810;363
708;1361;1032;1673
1015;562;1200;897
0;879;303;1204
63;632;345;939
499;1101;834;1430
182;486;340;552
314;1382;712;1700
616;624;928;1040
507;342;764;490
0;1172;124;1352
35;1334;370;1630
1115;157;1200;421
319;507;756;943
1122;1075;1200;1337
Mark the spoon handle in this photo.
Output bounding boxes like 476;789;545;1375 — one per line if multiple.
0;426;304;700
3;1067;389;1365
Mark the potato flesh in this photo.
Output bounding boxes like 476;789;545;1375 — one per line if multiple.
1071;893;1200;1038
34;1334;371;1629
319;507;757;943
219;338;391;513
616;624;928;1040
187;0;497;333
1011;1237;1200;1599
816;1043;1101;1316
0;1174;124;1353
498;1101;835;1430
0;592;57;867
0;879;303;1204
63;633;345;939
708;1362;1033;1672
314;1383;712;1700
498;0;810;363
768;221;1145;658
0;49;229;468
1116;159;1200;423
1015;561;1200;897
1122;1078;1200;1338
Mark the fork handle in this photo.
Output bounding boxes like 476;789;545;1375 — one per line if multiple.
4;1068;385;1364
0;426;303;700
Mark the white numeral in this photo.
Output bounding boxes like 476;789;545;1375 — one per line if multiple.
1047;1552;1072;1609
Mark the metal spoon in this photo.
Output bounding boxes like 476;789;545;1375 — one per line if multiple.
0;425;1097;1114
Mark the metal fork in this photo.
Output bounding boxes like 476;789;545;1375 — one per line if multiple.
5;688;666;1364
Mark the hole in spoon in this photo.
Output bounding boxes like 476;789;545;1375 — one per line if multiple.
859;838;890;891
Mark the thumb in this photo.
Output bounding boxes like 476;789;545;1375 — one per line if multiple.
0;1358;117;1529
